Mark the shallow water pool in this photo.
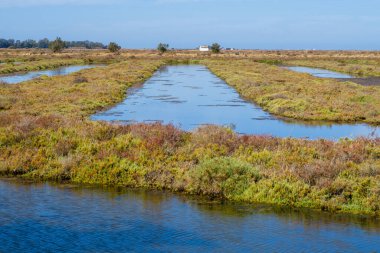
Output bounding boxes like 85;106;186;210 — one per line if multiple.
0;65;102;84
92;65;378;140
286;66;353;78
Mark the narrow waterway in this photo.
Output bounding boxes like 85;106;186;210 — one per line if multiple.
0;65;102;84
92;65;378;139
285;66;353;78
0;179;379;253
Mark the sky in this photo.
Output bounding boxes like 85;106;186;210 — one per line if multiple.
0;0;379;50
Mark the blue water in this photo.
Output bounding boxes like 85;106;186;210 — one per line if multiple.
0;65;102;84
92;65;378;140
1;179;379;253
286;66;353;78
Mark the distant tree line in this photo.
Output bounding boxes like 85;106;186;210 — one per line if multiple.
0;38;106;49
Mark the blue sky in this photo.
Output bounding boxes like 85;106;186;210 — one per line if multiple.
0;0;379;49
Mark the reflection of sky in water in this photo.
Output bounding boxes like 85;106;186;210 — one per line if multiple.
92;65;378;140
2;180;380;252
0;65;101;84
286;66;353;78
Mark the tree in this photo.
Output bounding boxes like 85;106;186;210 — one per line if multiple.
108;42;121;53
157;43;169;53
0;37;106;49
0;39;12;48
20;39;37;48
49;37;65;53
210;43;221;53
38;38;50;48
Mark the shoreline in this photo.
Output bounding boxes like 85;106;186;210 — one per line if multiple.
1;120;379;217
2;176;380;219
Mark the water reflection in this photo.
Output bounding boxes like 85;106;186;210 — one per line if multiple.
1;179;379;253
0;65;103;84
92;65;378;140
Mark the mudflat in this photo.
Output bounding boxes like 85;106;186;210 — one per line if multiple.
338;77;380;86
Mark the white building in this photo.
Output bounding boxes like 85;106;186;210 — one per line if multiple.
199;45;210;52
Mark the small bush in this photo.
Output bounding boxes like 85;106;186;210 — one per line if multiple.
128;123;184;152
49;37;65;53
157;43;169;53
55;139;78;157
108;42;121;53
192;125;238;151
211;43;221;53
0;95;15;110
189;157;261;198
73;75;88;83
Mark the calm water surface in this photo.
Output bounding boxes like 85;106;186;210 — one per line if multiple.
92;65;378;140
0;65;102;84
1;179;379;253
286;66;353;78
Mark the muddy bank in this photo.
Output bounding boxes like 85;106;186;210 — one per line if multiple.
337;77;380;86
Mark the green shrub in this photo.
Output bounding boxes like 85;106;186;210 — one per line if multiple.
210;43;221;53
108;42;121;53
189;157;261;198
49;37;65;53
157;43;169;53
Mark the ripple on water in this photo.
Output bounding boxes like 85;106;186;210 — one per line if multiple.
1;180;379;253
91;65;379;140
